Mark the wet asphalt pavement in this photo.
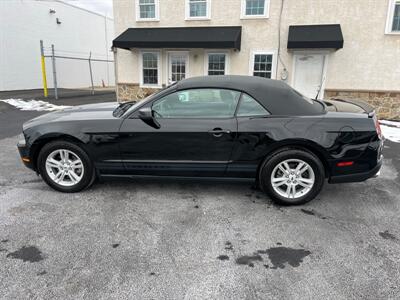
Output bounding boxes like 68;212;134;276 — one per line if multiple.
0;88;116;139
0;91;400;299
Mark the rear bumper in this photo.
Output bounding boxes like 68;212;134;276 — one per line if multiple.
17;140;34;170
328;156;382;184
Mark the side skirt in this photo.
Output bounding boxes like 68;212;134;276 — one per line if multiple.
99;174;255;182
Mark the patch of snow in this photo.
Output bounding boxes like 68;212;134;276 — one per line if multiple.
379;120;400;143
1;99;71;111
379;120;400;128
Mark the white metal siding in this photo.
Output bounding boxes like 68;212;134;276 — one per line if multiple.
0;0;115;91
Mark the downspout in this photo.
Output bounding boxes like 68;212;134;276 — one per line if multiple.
113;47;119;102
276;0;288;81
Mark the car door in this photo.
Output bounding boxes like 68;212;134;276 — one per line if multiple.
227;93;274;178
118;88;240;177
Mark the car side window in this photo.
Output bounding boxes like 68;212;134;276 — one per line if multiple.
152;88;240;118
236;93;269;117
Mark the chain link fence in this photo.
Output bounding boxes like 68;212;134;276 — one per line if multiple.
40;40;115;100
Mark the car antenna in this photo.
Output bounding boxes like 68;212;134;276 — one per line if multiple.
315;76;326;100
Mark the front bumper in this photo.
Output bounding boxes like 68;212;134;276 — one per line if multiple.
17;139;34;170
329;156;383;184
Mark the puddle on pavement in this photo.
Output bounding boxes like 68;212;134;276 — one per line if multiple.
219;241;311;270
6;246;44;263
265;247;311;269
379;230;397;240
235;254;263;267
217;255;229;261
225;241;233;251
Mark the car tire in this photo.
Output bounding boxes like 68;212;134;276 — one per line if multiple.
37;141;95;193
259;148;325;205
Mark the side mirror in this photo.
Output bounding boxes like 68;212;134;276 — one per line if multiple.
138;107;153;120
138;107;160;129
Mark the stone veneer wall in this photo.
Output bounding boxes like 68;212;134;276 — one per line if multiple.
117;83;158;102
325;90;400;120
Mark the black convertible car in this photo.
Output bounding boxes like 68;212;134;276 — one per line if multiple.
17;76;383;205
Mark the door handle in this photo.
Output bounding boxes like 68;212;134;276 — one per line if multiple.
208;128;231;137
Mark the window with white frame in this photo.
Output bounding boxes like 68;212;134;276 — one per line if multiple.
207;53;227;75
136;0;159;21
186;0;210;19
241;0;269;18
394;1;400;31
141;51;160;86
387;0;400;33
251;53;274;79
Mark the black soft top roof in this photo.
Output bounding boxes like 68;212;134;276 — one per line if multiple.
176;75;324;116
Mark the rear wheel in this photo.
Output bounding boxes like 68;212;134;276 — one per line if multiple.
259;148;325;205
38;141;95;193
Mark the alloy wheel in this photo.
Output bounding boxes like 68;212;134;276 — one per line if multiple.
45;149;84;187
270;159;315;200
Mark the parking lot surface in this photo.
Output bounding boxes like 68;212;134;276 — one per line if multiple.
0;88;116;139
0;94;400;299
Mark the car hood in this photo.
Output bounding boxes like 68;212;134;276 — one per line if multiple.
23;102;120;130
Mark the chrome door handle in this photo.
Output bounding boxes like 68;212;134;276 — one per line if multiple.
208;128;231;137
209;130;231;134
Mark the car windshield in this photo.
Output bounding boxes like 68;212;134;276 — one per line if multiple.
118;83;178;117
113;101;137;117
112;91;163;118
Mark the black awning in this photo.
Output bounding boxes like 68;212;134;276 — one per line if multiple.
113;26;242;51
287;24;344;50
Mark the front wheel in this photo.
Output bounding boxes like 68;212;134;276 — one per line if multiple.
37;141;95;193
259;148;325;205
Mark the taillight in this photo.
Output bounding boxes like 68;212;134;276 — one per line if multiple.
374;115;382;139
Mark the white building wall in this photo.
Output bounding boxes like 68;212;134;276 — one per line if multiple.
0;0;115;91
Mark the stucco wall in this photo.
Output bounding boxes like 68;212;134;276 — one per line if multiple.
113;0;282;86
0;0;115;91
114;0;399;92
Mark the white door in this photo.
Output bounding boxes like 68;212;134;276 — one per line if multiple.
168;52;189;85
293;54;326;99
